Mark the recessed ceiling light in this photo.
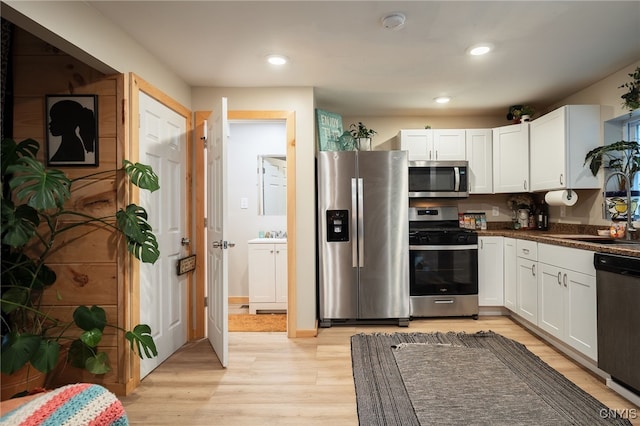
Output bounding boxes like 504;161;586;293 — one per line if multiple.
434;96;451;104
266;54;288;65
468;43;494;56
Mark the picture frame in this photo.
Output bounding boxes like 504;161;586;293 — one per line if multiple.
45;94;99;166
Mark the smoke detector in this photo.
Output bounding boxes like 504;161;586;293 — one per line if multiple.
381;13;406;31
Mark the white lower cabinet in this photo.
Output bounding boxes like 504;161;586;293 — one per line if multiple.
478;236;504;306
538;243;597;360
516;239;538;324
503;238;517;311
248;240;287;314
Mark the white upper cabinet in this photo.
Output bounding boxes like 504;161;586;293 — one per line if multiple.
530;105;602;191
466;129;493;194
398;129;465;161
492;123;530;193
432;129;466;160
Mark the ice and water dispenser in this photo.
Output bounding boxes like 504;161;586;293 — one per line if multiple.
326;210;349;242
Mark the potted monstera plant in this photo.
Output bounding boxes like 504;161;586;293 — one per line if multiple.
1;137;159;398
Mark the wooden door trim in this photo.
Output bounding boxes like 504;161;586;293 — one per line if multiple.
194;110;297;338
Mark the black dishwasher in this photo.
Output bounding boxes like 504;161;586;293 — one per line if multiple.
594;252;640;396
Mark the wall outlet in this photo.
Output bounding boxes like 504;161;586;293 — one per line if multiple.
492;206;500;217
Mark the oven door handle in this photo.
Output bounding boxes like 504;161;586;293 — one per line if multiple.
410;244;478;250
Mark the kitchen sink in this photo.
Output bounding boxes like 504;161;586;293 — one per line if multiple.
546;234;640;246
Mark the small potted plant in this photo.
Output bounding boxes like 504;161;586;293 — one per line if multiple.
584;140;640;220
349;122;377;151
506;105;536;123
619;66;640;113
1;138;159;398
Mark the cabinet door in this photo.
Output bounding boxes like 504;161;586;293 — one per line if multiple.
466;129;493;194
530;107;566;191
503;238;517;311
565;270;597;360
516;257;538;324
248;244;276;304
493;123;530;193
432;129;466;160
399;129;433;161
538;262;564;339
478;236;504;306
274;244;288;304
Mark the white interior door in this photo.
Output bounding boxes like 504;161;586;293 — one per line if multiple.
138;92;188;378
207;97;229;367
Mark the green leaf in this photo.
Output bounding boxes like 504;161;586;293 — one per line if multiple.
30;339;60;373
68;339;93;369
123;160;160;192
7;156;71;210
0;332;41;374
79;328;103;348
125;324;158;359
73;305;107;332
1;202;40;247
85;351;111;375
116;204;160;264
0;287;30;314
1;138;40;177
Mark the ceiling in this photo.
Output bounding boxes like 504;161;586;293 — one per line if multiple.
87;1;640;117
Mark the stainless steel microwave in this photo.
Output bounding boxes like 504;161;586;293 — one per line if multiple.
408;160;469;198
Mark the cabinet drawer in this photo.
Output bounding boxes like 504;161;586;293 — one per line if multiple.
516;239;537;260
538;243;595;275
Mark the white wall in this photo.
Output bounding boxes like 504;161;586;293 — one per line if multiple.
227;121;287;298
192;86;317;331
3;0;191;108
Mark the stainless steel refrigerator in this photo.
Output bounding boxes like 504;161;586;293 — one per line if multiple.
317;150;409;327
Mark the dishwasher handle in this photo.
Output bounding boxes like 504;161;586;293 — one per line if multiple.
594;253;640;278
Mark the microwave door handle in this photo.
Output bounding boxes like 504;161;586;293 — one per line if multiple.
351;178;358;268
454;166;460;192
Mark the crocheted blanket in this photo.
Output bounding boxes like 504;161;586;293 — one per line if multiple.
0;383;128;425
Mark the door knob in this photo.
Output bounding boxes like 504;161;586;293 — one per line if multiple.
181;237;191;246
212;240;223;248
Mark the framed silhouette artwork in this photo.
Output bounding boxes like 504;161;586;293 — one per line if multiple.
46;94;99;166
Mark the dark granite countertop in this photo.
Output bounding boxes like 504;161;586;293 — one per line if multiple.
477;229;640;258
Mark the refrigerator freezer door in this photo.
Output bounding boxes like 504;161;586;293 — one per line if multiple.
357;151;409;319
318;151;358;320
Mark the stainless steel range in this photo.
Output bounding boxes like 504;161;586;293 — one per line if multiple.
409;206;479;319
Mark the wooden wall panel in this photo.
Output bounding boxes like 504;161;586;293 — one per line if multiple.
10;27;128;391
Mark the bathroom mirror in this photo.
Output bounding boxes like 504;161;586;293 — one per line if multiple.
258;155;286;215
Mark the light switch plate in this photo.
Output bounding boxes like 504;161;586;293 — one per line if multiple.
240;197;248;209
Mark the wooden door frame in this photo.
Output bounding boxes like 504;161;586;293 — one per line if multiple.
127;74;193;389
194;110;297;338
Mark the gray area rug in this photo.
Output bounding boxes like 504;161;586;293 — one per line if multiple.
351;331;632;426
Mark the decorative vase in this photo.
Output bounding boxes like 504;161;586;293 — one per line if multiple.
605;190;640;220
517;209;530;228
521;115;531;122
357;137;371;151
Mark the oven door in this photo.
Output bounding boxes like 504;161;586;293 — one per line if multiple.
409;244;478;295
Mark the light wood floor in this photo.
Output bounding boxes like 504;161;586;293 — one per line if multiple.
120;316;640;425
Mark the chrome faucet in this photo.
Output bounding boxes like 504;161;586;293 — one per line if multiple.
604;171;635;240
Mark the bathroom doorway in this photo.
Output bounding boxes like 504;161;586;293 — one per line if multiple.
227;119;287;331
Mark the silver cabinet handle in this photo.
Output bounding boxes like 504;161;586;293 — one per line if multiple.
563;273;567;287
523;179;528;191
522;248;530;254
531;264;536;276
559;174;564;186
557;272;562;285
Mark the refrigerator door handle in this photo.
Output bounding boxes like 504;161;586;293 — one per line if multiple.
351;178;358;267
357;178;364;267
